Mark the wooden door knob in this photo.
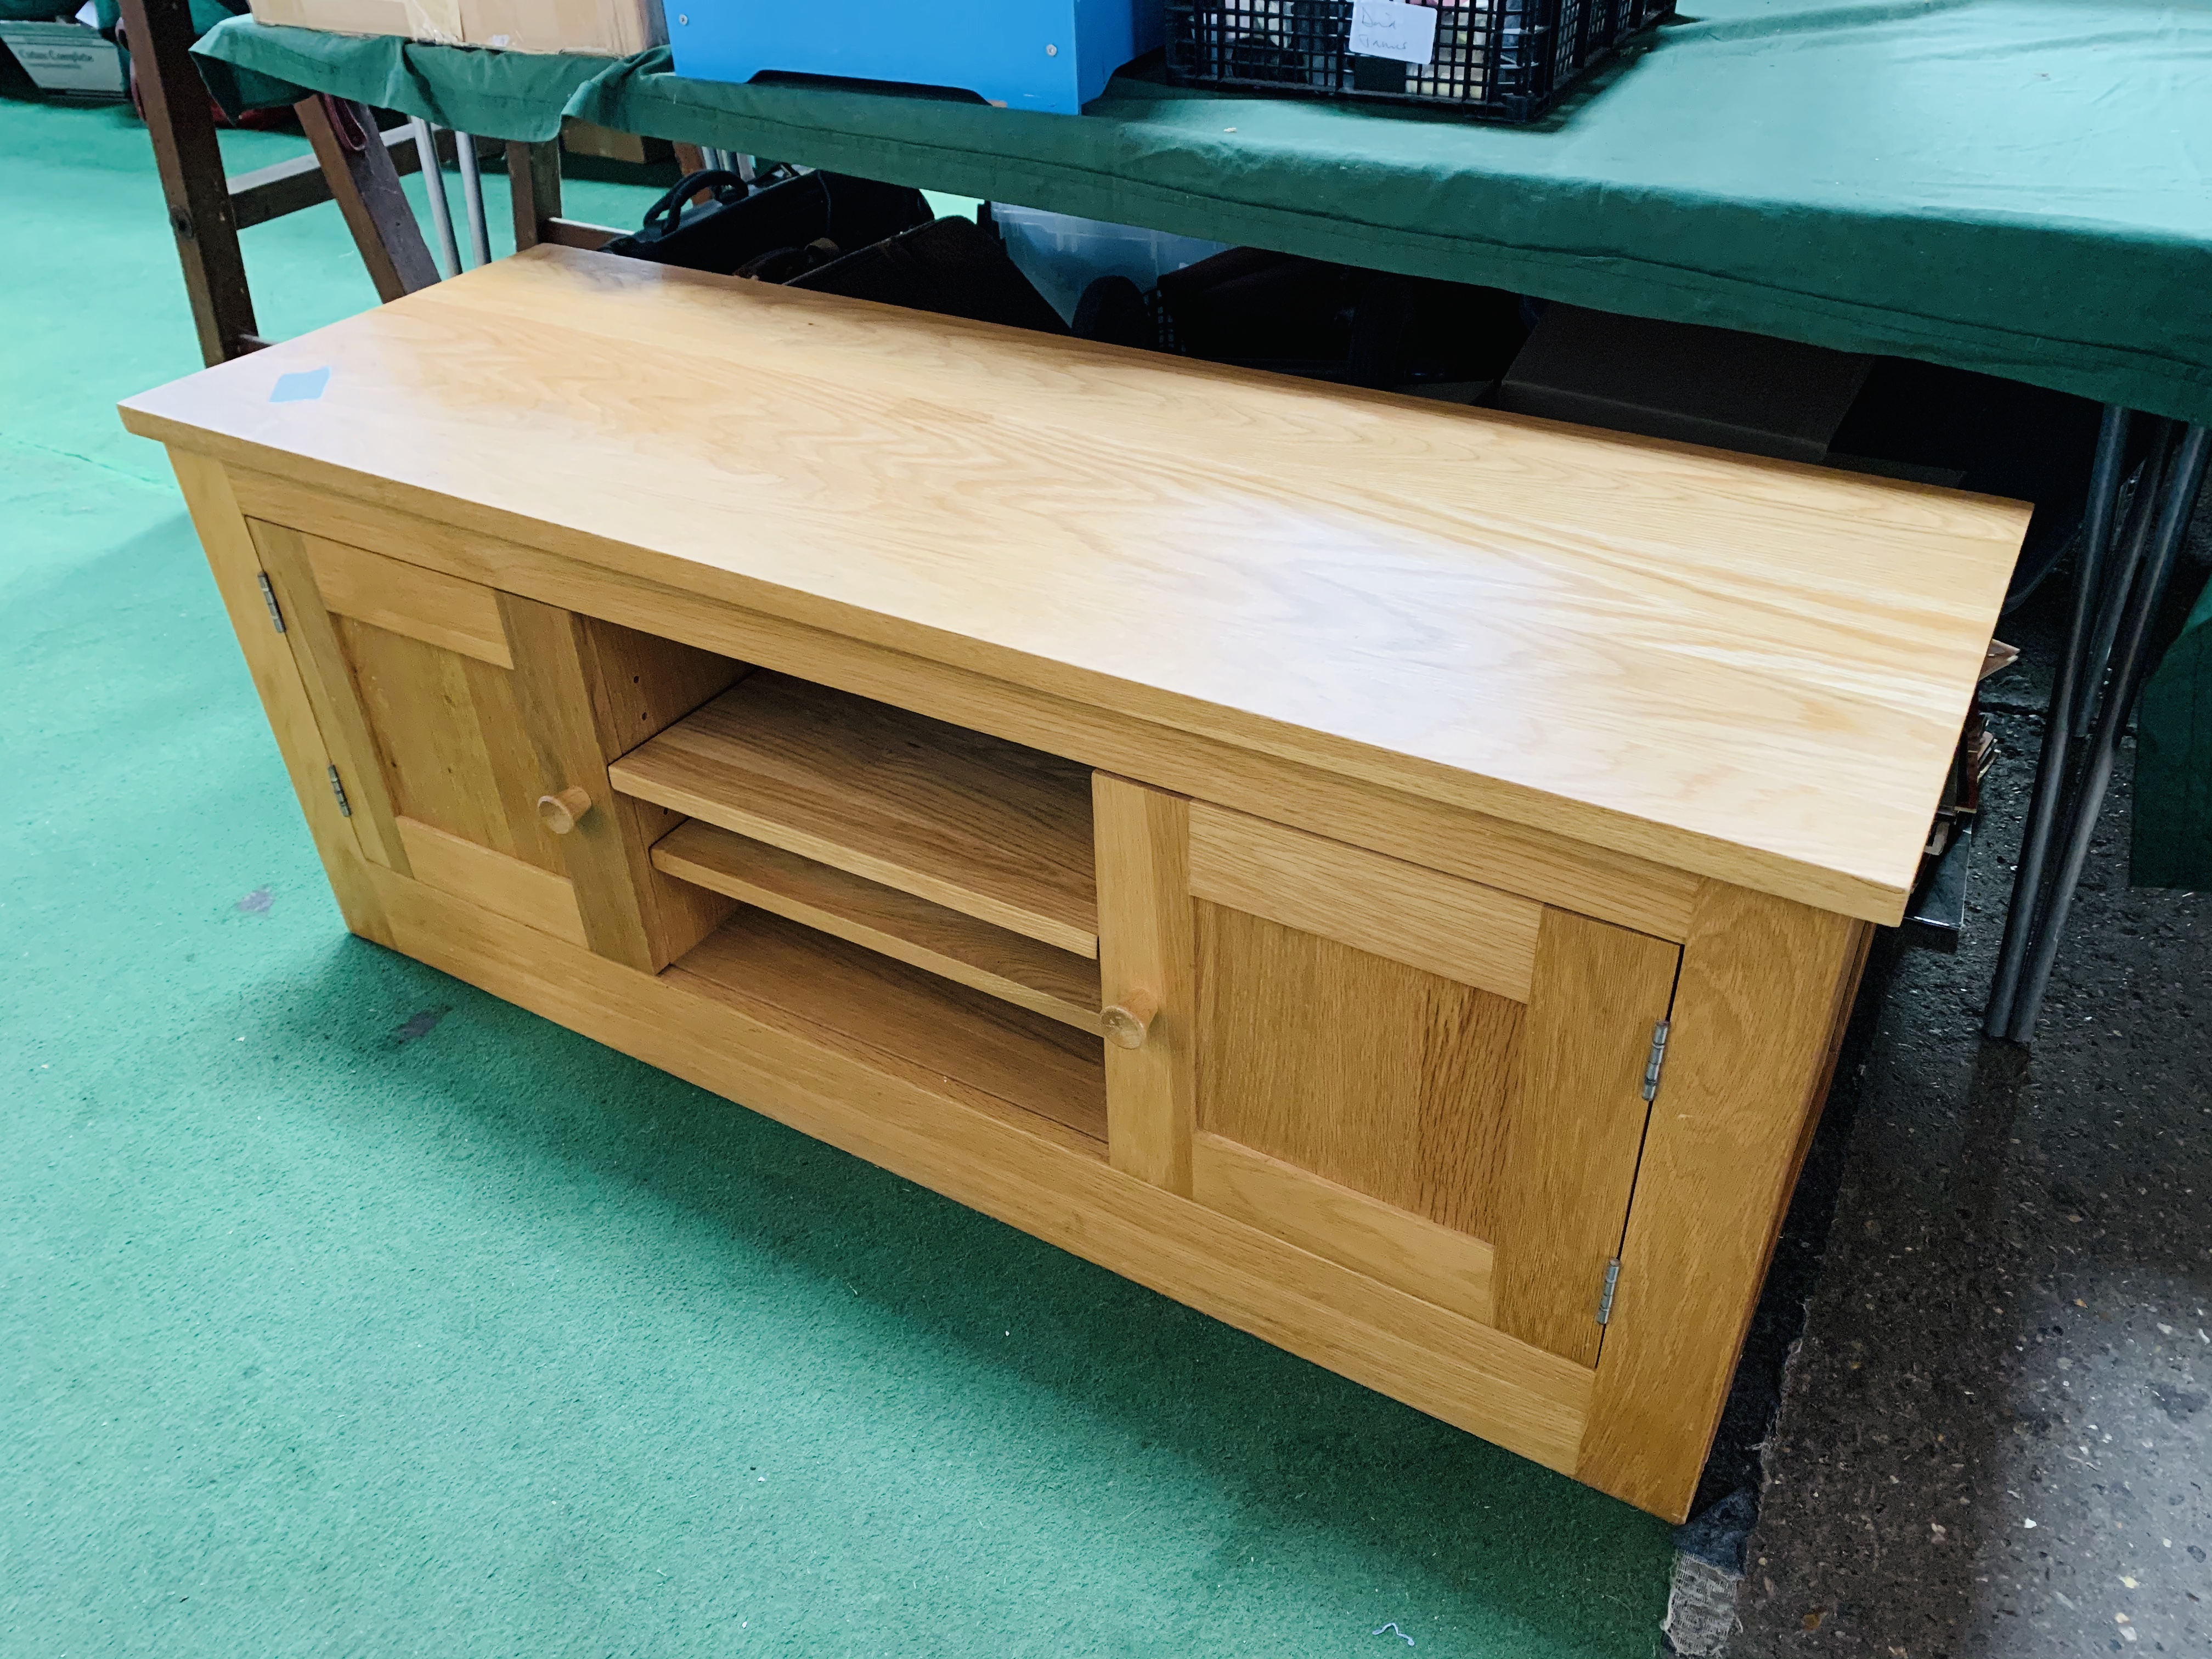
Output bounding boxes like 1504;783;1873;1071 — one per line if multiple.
1100;991;1159;1051
537;785;592;834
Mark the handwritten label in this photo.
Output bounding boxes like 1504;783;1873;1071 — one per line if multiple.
1348;0;1438;65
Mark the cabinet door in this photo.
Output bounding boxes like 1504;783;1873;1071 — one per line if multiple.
249;521;739;969
1095;776;1679;1369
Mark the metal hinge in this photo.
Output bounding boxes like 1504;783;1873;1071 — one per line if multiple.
1596;1258;1622;1326
256;571;286;633
1640;1018;1671;1102
326;764;353;817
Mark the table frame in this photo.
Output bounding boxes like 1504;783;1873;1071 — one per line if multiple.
1984;415;2211;1041
118;0;640;365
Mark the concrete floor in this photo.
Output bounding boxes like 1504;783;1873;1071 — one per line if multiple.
1720;510;2212;1656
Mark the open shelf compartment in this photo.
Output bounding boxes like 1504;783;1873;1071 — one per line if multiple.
667;909;1107;1147
608;670;1099;958
653;819;1103;1034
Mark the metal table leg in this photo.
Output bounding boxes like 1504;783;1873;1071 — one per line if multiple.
455;132;493;268
2072;426;2168;737
1983;405;2131;1037
413;120;462;279
2000;423;2211;1043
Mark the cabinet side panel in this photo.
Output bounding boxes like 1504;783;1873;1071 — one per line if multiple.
1575;885;1866;1520
1093;774;1194;1194
575;615;748;760
576;615;748;966
168;454;391;945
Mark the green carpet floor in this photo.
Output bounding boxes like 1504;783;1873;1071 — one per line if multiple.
0;91;1675;1656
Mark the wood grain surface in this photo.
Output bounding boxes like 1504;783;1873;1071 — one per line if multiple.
1093;774;1197;1194
1195;902;1525;1242
170;455;393;946
395;815;586;946
339;616;563;873
673;910;1106;1143
123;249;2027;921
609;671;1098;955
500;592;668;971
1192;1132;1496;1327
301;533;513;667
1189;800;1543;1002
249;519;413;876
220;465;1712;942
651;818;1102;1031
574;617;747;968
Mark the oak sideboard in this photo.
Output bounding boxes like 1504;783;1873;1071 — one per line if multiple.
121;246;2026;1520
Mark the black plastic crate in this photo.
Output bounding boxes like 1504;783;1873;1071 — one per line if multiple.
1165;0;1671;123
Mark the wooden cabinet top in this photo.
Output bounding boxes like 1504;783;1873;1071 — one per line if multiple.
121;246;2025;924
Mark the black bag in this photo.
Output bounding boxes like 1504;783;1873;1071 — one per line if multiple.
792;217;1068;337
1071;275;1154;349
603;169;934;278
1155;249;1525;387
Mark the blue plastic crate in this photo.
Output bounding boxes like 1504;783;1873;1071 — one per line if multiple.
670;0;1161;115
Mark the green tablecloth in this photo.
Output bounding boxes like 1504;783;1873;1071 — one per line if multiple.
191;1;2212;888
199;2;2212;427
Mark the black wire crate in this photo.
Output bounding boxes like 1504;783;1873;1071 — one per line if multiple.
1165;0;1670;122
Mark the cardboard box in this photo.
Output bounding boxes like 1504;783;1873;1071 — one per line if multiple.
1496;303;1871;464
561;116;670;164
0;20;126;94
246;0;663;55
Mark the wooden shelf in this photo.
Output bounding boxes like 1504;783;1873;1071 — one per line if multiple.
653;818;1103;1034
608;671;1099;957
667;909;1106;1144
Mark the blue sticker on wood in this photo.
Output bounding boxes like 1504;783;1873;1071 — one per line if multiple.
270;366;331;403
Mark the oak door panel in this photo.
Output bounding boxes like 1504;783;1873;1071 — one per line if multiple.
301;533;512;667
259;524;752;970
1195;902;1525;1238
253;521;590;945
394;816;588;947
341;617;562;871
1188;800;1541;1002
1171;809;1681;1368
1190;1131;1496;1327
